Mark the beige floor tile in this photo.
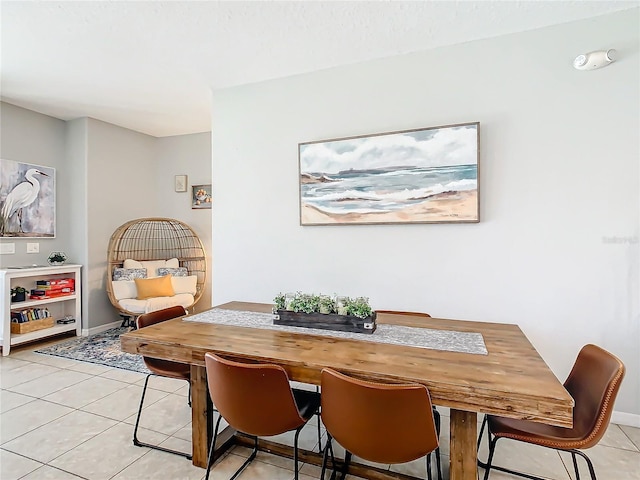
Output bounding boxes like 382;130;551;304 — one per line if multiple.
7;368;92;397
99;368;148;384
477;435;571;480
621;425;640;451
49;422;167;480
123;392;191;436
65;361;113;375
0;389;36;413
0;399;74;444
136;374;187;393
111;445;200;480
263;420;323;453
81;383;169;421
0;356;32;373
559;444;640;480
599;423;639;451
227;453;296;479
173;423;193;442
2;410;117;463
0;362;61;389
159;435;192;456
44;375;130;409
20;351;81;369
21;464;86;479
0;448;43;480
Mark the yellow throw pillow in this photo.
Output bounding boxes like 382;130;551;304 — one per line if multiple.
135;275;175;300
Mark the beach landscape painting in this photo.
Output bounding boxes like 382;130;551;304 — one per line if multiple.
299;122;480;225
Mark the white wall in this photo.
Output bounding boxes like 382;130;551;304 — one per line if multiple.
211;10;639;421
155;132;213;312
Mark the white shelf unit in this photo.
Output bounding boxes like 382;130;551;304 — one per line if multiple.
1;264;82;356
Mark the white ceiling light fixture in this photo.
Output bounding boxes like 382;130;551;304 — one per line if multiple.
573;49;616;70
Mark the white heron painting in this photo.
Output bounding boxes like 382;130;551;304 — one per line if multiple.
0;159;55;238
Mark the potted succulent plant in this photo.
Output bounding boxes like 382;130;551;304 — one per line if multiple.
47;251;67;266
11;286;27;303
273;291;376;333
318;294;335;314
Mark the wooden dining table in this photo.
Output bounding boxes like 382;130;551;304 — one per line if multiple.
120;301;574;480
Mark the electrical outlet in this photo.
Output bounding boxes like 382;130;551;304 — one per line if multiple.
0;243;15;254
27;242;40;253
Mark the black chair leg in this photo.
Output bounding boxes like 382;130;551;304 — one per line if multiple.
133;374;191;459
340;451;352;480
229;436;258;480
320;433;337;480
294;427;304;480
426;453;433;480
205;414;224;480
572;449;597;480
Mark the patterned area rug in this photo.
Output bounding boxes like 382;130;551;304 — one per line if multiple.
35;327;150;374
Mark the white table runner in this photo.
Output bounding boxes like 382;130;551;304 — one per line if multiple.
185;308;487;355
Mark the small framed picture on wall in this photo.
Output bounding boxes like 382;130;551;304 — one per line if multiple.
175;175;188;192
192;184;212;209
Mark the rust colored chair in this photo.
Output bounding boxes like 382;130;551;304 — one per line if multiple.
375;310;442;476
478;344;625;480
320;368;441;480
204;353;321;480
133;305;191;459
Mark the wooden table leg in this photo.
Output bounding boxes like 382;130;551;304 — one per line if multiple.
191;365;210;467
450;409;478;480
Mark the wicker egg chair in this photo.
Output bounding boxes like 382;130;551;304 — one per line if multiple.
106;218;207;324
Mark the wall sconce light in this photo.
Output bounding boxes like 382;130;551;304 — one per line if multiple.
573;49;616;70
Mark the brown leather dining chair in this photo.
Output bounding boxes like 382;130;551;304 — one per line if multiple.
320;367;441;480
132;305;191;458
375;309;443;476
478;344;625;480
204;352;321;480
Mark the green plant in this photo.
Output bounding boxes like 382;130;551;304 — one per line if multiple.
290;292;318;314
318;295;335;314
11;286;27;294
345;296;373;319
273;292;286;311
48;251;67;263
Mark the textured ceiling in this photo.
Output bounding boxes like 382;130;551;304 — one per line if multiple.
1;1;637;137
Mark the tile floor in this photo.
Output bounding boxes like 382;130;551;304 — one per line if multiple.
1;337;639;480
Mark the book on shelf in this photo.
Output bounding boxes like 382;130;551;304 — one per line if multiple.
31;287;73;295
36;278;75;287
10;307;51;323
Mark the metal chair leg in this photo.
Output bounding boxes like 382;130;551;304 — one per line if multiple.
426;453;433;480
228;436;258;480
478;423;595;480
133;374;191;459
205;414;224;480
320;433;337;480
572;451;581;480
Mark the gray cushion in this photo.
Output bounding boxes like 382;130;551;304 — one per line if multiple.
113;268;147;281
157;267;189;277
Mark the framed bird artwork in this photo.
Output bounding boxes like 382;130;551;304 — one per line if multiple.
0;159;55;238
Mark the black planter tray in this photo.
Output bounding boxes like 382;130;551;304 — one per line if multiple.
274;310;376;334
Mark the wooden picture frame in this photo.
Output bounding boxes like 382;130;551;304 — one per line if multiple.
0;159;56;238
174;175;188;192
192;184;212;209
298;122;480;225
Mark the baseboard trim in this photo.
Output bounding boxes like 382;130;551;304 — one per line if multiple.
612;410;640;428
83;320;123;337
